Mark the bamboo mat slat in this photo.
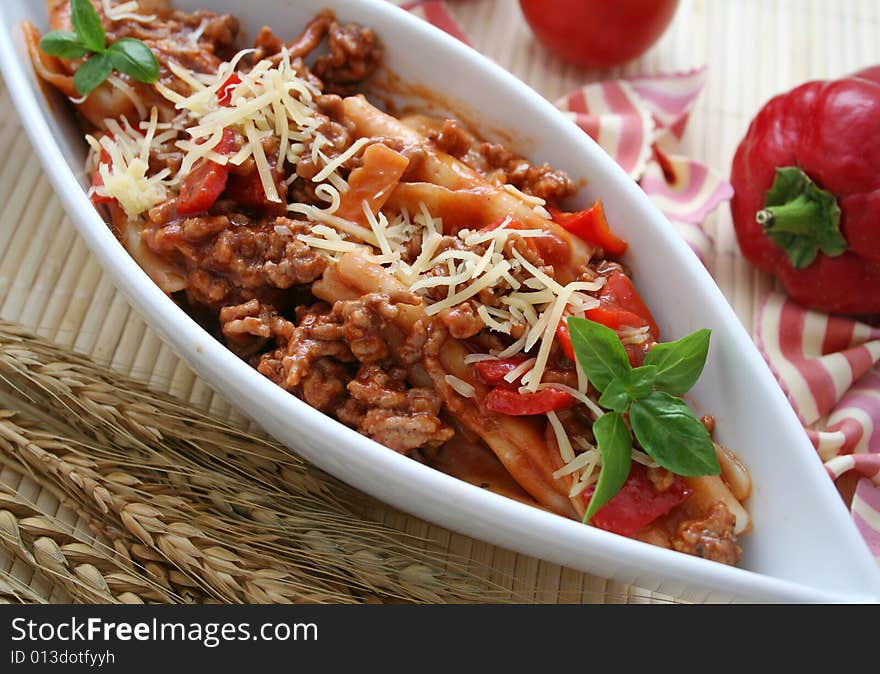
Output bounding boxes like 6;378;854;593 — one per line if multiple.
0;0;877;604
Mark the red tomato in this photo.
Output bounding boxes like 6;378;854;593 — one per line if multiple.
519;0;679;68
556;270;660;366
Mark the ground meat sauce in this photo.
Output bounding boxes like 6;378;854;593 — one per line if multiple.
672;502;742;565
428;119;576;203
32;1;748;565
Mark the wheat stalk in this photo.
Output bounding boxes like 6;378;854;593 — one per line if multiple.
0;330;340;509
0;418;361;604
0;482;199;604
0;323;515;603
0;418;509;603
0;569;51;604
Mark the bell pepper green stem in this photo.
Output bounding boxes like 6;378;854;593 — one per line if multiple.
757;194;827;236
758;166;847;269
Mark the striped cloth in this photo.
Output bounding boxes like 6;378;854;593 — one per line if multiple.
555;68;732;262
756;294;880;561
398;1;472;45
397;0;880;562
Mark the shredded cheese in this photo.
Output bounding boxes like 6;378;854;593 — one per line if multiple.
87;108;170;217
533;382;604;419
503;358;536;384
619;325;652;345
546;411;576;464
553;448;600;479
80;41;630;478
102;0;155;23
445;375;476;398
312;137;371;183
151;47;361;214
463;353;496;364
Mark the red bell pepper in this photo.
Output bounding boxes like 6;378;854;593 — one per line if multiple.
730;66;880;314
474;357;528;386
584;463;691;536
90;146;114;206
556;320;576;361
177;128;237;216
485;387;575;415
217;72;241;107
223;168;287;216
556;270;659;365
176;74;240;216
549;200;628;256
588;270;660;338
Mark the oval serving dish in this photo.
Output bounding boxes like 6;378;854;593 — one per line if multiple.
1;0;878;603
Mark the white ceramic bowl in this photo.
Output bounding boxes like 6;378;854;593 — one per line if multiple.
2;0;878;603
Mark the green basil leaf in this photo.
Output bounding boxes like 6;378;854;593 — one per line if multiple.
630;391;719;477
597;365;657;412
643;329;710;395
70;0;106;53
567;316;630;393
621;364;657;398
39;31;90;59
597;379;629;412
73;53;112;96
584;411;632;523
107;38;159;84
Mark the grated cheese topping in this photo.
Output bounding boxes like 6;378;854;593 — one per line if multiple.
85;50;315;218
102;0;156;23
79;42;632;494
91;47;372;222
619;325;652;345
86;107;170;218
445;375;476;398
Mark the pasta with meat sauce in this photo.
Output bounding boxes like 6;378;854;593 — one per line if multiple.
27;0;751;565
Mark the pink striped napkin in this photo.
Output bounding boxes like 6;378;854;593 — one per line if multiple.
395;0;880;561
555;68;732;261
756;294;880;560
398;1;472;45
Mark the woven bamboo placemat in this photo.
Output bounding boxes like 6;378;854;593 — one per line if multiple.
0;0;877;604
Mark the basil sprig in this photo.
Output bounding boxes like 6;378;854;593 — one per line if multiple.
585;411;632;523
39;0;159;96
567;317;719;524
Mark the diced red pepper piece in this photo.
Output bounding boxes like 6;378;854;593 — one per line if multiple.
550;200;628;256
177;128;237;216
585;463;692;537
556;271;660;366
596;271;659;338
556;320;575;361
474;357;528;386
90;147;115;206
485;387;575;415
582;304;648;332
223;169;287;216
217;73;241;107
